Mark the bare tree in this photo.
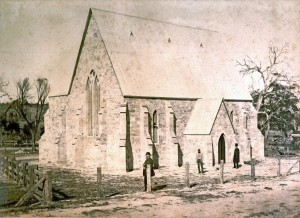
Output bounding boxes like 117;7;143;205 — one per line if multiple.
13;77;50;151
237;44;300;146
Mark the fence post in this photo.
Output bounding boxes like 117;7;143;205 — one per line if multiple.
34;165;38;184
0;158;3;180
146;164;152;192
13;157;17;182
185;162;190;188
28;165;35;188
11;157;16;180
251;158;255;181
8;157;11;179
16;160;21;186
220;160;224;184
97;167;102;198
4;156;8;178
277;157;281;177
22;162;27;187
44;171;52;203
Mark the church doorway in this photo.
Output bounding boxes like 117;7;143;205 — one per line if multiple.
218;134;226;164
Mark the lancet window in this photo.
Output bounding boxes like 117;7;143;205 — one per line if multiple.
86;70;100;136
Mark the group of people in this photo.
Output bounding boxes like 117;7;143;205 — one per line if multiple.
195;143;240;173
142;143;240;191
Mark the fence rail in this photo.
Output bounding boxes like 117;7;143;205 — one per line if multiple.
2;141;18;147
2;156;52;206
1;141;39;150
276;157;300;177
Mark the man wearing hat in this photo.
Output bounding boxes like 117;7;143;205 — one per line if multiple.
143;152;155;191
233;143;240;169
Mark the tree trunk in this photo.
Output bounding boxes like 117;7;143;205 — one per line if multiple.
30;129;37;151
255;91;264;112
264;120;270;148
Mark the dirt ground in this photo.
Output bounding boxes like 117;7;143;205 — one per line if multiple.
0;149;300;217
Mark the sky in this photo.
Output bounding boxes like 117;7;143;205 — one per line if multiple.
0;0;299;101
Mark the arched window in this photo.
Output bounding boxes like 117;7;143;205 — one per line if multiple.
245;114;250;130
93;76;100;136
86;78;92;136
86;70;102;137
230;111;234;123
148;113;152;138
153;110;158;143
173;113;177;135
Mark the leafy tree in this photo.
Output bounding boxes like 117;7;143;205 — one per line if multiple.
237;44;300;146
253;82;298;134
22;124;32;141
12;77;50;150
6;121;20;134
0;119;7;129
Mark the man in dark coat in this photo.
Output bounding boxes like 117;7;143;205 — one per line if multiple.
143;152;155;191
233;143;240;169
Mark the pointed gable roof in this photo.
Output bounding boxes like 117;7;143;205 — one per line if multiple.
184;99;222;135
63;8;252;101
184;99;235;135
91;9;252;100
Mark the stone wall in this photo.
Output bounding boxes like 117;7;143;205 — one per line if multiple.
63;15;125;170
183;100;264;169
125;98;196;170
40;14;126;171
224;101;264;160
210;101;236;165
39;95;68;164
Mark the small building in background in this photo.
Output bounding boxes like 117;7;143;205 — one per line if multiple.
0;103;47;143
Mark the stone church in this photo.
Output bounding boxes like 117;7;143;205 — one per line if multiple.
39;9;264;171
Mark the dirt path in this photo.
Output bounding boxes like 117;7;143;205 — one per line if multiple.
11;173;300;218
1;155;300;217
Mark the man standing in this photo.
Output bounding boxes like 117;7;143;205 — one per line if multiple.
143;152;154;191
233;143;240;169
196;149;204;173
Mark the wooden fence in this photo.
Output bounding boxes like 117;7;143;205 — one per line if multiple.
1;141;37;149
2;140;18;147
2;156;52;206
277;157;300;177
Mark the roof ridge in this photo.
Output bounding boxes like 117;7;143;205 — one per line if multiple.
91;8;218;33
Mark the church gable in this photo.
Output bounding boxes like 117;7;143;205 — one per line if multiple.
66;11;124;136
68;12;118;96
65;12;125;168
184;99;235;135
40;10;125;168
210;101;235;137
